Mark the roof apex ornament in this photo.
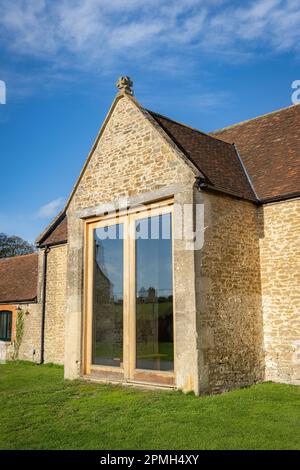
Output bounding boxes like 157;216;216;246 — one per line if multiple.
116;76;133;95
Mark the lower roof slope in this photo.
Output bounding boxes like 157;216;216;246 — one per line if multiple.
149;111;256;201
212;104;300;202
36;213;68;246
0;253;38;304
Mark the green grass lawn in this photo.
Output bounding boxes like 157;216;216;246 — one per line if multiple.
0;361;299;450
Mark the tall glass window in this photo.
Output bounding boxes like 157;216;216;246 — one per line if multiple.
135;213;173;371
92;224;124;367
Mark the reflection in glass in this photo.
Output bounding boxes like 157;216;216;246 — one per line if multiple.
92;224;123;367
135;213;173;371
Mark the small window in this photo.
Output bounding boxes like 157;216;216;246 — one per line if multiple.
0;311;12;341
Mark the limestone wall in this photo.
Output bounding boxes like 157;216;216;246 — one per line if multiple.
17;303;42;362
44;244;67;364
72;97;195;211
259;198;300;385
195;191;265;393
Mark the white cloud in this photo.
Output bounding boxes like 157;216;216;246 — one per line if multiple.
36;198;64;219
0;0;299;104
206;0;300;52
0;0;299;74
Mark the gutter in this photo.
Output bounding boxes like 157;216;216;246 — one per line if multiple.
0;298;37;306
259;192;300;204
197;178;300;205
40;246;50;364
38;240;67;249
197;177;257;203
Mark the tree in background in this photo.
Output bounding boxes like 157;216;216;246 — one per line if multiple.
0;233;35;258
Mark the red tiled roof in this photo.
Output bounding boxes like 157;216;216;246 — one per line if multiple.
0;253;38;304
148;111;257;201
212;104;300;201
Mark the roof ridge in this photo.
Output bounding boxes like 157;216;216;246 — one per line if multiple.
147;110;234;146
212;103;300;134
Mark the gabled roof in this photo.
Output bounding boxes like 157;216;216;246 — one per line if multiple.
36;212;67;247
0;253;38;304
149;111;257;201
212;104;300;202
61;91;258;214
35;97;300;245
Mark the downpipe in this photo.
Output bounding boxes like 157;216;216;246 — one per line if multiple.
40;246;50;364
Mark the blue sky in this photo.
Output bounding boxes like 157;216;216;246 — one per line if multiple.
0;0;299;243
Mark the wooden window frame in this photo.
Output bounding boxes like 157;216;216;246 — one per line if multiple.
83;198;175;387
0;310;13;342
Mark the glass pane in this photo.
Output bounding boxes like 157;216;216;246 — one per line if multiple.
0;314;4;339
6;312;12;340
135;213;173;371
92;223;123;367
0;311;12;341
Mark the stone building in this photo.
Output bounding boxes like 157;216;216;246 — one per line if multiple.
0;77;299;394
0;253;39;362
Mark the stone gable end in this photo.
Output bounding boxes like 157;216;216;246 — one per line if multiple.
70;95;196;212
64;94;200;386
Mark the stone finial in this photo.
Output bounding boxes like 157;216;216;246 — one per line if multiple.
116;76;133;95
